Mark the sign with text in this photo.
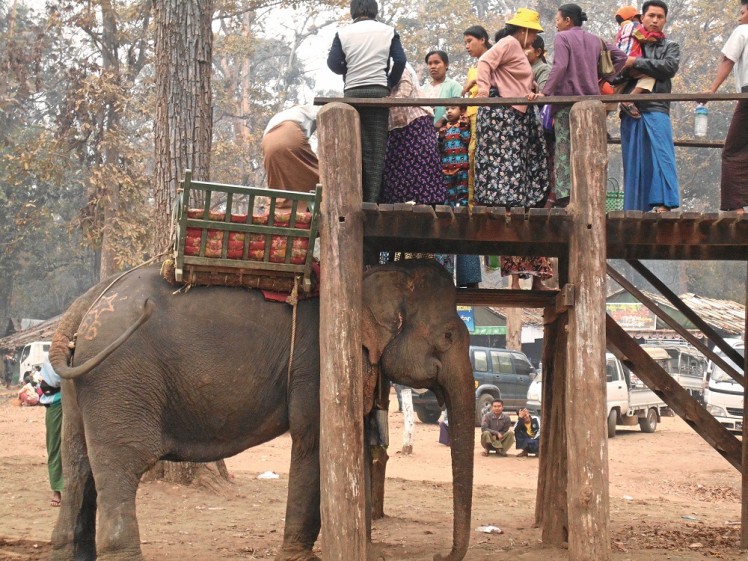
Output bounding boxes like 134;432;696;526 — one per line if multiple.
457;305;475;332
606;302;657;331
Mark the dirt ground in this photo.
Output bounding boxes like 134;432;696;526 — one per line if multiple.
0;388;746;561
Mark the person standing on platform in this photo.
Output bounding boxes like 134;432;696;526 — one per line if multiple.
474;9;553;290
461;25;491;207
421;50;463;129
618;0;681;212
327;0;406;203
528;4;627;207
703;0;748;213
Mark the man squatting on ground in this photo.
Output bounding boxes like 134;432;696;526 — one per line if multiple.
480;399;515;456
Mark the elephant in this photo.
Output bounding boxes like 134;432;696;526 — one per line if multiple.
47;259;475;561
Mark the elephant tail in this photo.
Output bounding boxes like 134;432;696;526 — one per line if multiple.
51;299;155;380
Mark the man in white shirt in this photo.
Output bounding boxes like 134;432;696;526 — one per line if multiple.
327;0;406;202
705;0;748;212
261;105;320;208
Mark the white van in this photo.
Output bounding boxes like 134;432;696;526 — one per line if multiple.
19;341;51;380
641;344;707;403
704;340;744;433
526;352;670;437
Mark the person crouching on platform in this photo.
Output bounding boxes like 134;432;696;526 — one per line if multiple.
261;105;320;209
514;407;540;456
480;399;515;456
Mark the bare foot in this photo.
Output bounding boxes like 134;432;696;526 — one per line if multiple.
51;491;61;507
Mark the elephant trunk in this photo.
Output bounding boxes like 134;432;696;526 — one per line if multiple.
434;354;475;561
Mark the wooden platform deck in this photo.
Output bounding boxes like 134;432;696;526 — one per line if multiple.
362;203;748;261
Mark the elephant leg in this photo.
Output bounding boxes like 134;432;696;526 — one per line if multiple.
277;378;321;561
88;446;151;561
51;387;97;561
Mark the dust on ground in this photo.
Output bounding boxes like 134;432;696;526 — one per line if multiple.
0;388;745;561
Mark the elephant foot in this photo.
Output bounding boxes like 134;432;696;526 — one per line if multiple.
95;549;144;561
275;547;321;561
50;545;89;561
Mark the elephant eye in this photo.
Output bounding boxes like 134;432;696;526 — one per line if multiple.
444;331;453;343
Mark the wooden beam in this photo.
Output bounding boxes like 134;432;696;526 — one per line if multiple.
455;288;557;307
537;309;569;544
606;315;742;471
626;259;745;368
607;264;744;387
317;102;367;561
555;283;575;312
314;91;748;108
565;100;610;561
361;205;748;261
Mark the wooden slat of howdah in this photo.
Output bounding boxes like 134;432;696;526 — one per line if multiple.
362;205;748;260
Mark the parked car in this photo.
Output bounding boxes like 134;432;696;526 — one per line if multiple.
526;352;671;437
641;344;707;403
703;339;744;433
411;346;536;426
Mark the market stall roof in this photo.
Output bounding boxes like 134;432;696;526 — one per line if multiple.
0;315;61;352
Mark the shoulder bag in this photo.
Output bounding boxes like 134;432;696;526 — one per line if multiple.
598;37;616;78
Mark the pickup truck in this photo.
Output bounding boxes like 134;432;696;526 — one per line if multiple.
526;352;671;436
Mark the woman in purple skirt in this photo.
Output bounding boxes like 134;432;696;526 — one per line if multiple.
380;64;445;205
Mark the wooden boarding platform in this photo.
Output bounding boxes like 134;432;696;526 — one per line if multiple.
314;100;748;561
362;203;748;261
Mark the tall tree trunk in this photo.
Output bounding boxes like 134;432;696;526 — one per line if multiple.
154;0;214;253
152;0;227;486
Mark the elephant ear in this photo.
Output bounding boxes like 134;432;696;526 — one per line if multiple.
361;269;411;365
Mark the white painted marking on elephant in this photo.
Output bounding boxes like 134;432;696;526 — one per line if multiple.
401;388;414;455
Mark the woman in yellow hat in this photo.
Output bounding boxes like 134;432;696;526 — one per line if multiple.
473;8;553;290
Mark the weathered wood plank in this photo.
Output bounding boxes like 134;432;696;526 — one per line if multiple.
455;288;557;307
566;100;610;561
606;315;742;471
314;92;748;108
537;310;569;544
360;205;748;260
317;102;367;561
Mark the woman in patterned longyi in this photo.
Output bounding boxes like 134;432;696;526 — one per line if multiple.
473;8;553;289
379;64;445;205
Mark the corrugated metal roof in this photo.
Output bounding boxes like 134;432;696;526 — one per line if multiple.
489;290;744;335
0;315;61;351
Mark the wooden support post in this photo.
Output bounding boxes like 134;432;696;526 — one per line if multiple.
506;308;522;350
742;262;748;548
566;100;610;561
317;102;367;561
401;387;414;454
536;308;569;544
